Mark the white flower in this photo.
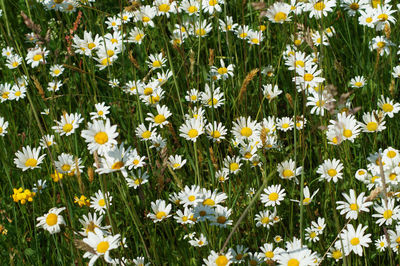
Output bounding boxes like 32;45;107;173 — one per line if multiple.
36;207;66;234
14;145;46;171
147;199;172;223
26;47;49;68
81;119;119;156
340;224;371;256
336;189;372;220
52;112;84;136
82;228;121;266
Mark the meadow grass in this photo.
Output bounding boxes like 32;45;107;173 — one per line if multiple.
0;0;400;265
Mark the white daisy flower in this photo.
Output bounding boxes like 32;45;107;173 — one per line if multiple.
340;223;371;256
90;190;112;215
82;228;121;266
26;47;49;68
14;145;46;171
36;207;66;234
336;189;372;220
52;112;84;136
81;119;119;156
147;199;172;223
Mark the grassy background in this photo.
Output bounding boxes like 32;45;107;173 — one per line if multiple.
0;0;399;264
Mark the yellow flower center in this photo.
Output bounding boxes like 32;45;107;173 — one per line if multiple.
15;91;21;96
282;123;289;129
144;87;153;96
366;17;373;23
12;61;19;67
203;198;215;206
377;41;386;48
188;195;196;202
154;114;166;124
208;98;218;106
98;199;106;207
87;43;96;49
350;237;360;246
61;164;71;172
218;67;228;75
62;123;73;133
327;168;337;177
350;203;358;211
209;0;217;6
149;95;160;104
229;162;239;171
332;250;342;259
304;73;314;82
25;158;38;167
288;258;300;266
294;39;302;46
251;38;259;44
215;255;228;266
172;163;180;168
135;34;144;41
303;198;311;204
101;58;110;66
210;130;221;139
188;129;198;138
240;127;252;137
142;130;152;139
105;50;113;58
111;161;124;170
349;3;359;10
343;129;353;138
310;231;317;238
188;6;198;13
316;100;325;107
152;60;161;68
158;4;170;12
366;122;378;132
265;251;274;258
282;169;294;178
46;213;58;226
261;216;270;224
313;2;325;11
354;81;362;87
195;29;206;36
239;32;247;38
142;16;150;23
295;60;304;67
94;132;108;144
382;103;394;112
268;192;279;201
96;241;109;253
156;211;166;220
378;13;388;21
33;54;42;61
274;12;287;22
387;150;397;158
384;209;393;219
